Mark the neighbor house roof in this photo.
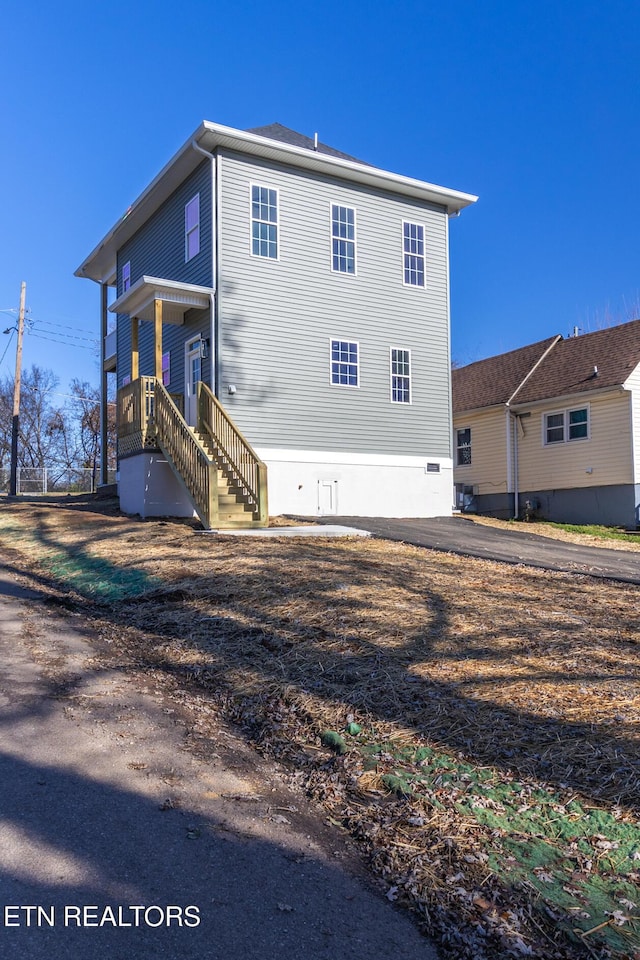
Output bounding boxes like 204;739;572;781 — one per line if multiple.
453;319;640;414
452;336;560;412
76;121;477;285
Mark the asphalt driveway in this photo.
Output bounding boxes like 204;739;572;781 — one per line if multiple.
322;516;640;585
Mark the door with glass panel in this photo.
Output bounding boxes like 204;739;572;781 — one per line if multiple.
184;337;202;426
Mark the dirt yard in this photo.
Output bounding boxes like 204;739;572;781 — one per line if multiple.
0;497;638;960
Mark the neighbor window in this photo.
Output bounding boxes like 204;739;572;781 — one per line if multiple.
457;427;471;465
122;260;131;292
390;348;411;403
185;194;200;261
403;222;425;286
544;407;589;444
331;204;356;274
251;185;278;258
330;339;359;386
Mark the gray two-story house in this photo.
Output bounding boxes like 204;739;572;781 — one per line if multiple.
76;122;476;527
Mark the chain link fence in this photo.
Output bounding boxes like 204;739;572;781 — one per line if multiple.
0;467;116;495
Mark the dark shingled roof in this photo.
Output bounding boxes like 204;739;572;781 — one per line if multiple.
453;319;640;413
246;123;371;165
452;337;559;412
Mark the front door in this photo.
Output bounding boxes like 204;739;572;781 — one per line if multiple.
185;338;202;426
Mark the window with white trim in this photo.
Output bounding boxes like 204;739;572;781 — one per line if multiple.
544;406;589;445
331;204;356;274
251;185;278;258
122;261;131;292
185;194;200;261
330;339;359;386
390;348;411;403
403;222;425;286
456;427;471;465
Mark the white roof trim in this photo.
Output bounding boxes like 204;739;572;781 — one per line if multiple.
76;121;478;284
109;276;213;325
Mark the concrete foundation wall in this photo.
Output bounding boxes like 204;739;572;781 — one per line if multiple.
118;453;196;519
471;484;640;528
258;448;453;518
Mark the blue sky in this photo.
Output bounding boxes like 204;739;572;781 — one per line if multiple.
2;0;639;390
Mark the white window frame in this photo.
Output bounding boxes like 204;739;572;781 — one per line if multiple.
456;427;472;466
330;203;357;276
250;183;279;260
122;260;131;293
402;221;426;288
543;405;590;446
185;194;200;262
330;338;360;388
390;347;411;403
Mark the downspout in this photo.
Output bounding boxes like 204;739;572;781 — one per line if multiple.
191;140;218;396
505;334;562;518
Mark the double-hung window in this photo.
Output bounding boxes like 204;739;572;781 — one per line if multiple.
185;194;200;261
251;185;278;259
403;222;425;287
122;261;131;292
390;348;411;403
330;339;359;386
331;204;356;274
457;428;471;465
544;407;589;444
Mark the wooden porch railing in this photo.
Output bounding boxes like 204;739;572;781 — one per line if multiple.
117;376;218;528
197;382;268;524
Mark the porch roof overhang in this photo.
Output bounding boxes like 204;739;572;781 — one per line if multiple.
109;276;214;324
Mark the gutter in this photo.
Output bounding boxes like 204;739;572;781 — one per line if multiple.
191;140;218;398
505;334;562;518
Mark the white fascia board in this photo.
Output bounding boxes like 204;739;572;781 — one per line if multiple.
76;121;478;284
509;385;627;412
109;276;214;323
255;447;453;470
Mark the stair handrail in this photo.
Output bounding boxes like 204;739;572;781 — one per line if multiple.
197;382;268;524
150;377;218;529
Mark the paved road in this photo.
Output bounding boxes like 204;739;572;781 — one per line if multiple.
323;516;640;584
0;567;438;960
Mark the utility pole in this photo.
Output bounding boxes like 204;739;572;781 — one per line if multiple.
9;281;26;497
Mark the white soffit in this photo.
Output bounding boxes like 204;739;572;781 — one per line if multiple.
109;276;213;325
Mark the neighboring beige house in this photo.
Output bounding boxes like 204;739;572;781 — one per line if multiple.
452;319;640;527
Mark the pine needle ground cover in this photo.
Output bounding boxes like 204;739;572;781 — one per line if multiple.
0;499;638;959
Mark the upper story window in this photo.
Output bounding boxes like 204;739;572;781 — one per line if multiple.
122;261;131;292
390;348;411;403
331;204;356;274
544;406;589;445
330;339;359;387
185;194;200;261
457;427;471;465
251;185;278;259
403;222;425;287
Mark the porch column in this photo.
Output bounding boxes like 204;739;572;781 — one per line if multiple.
154;298;163;381
131;316;139;380
100;282;109;486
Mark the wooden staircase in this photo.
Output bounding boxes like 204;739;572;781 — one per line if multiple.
188;427;263;528
118;376;268;530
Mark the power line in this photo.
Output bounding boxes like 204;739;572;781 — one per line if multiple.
28;325;99;345
28;332;98;352
0;328;15;368
29;316;95;338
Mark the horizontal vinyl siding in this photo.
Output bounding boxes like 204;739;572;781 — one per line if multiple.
217;151;451;457
453;409;507;494
516;390;633;490
115;161;212;385
625;364;640;485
